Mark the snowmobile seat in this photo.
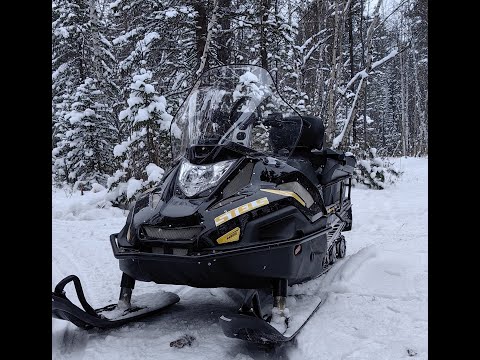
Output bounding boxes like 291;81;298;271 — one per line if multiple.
294;115;325;151
269;115;325;184
268;115;355;189
269;115;324;153
316;149;355;185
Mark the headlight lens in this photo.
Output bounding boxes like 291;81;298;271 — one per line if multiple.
177;159;236;197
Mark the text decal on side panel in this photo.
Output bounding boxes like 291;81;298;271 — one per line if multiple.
214;197;269;227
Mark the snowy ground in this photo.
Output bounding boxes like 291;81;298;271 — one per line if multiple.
52;157;427;359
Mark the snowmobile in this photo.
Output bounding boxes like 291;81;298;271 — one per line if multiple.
52;65;356;345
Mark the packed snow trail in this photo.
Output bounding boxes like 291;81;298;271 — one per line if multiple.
52;157;427;359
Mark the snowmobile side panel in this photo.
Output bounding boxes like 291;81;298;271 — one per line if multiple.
52;275;179;329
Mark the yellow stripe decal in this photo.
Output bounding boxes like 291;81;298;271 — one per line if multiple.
214;197;269;227
260;189;306;207
216;227;241;244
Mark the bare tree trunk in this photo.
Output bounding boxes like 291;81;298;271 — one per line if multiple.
348;1;356;144
359;0;365;67
89;0;102;81
326;0;352;146
336;2;348;143
411;37;427;155
333;0;384;149
359;0;366;148
314;0;328;120
259;0;272;70
79;39;85;81
423;86;428;153
382;111;386;147
218;0;232;64
404;53;409;155
399;48;407;157
196;0;219;76
363;81;368;147
194;2;208;71
325;0;341;145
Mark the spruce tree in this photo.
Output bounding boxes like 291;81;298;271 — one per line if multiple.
53;78;115;187
107;69;173;203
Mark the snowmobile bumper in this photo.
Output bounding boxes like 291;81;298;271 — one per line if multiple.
110;228;330;289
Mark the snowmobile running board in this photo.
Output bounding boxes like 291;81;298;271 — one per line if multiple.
220;297;324;345
52;275;179;329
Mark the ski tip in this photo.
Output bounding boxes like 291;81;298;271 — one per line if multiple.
220;315;232;322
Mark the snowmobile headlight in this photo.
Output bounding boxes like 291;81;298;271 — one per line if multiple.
177;159;236;197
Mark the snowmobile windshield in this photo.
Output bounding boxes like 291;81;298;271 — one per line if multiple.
170;65;303;161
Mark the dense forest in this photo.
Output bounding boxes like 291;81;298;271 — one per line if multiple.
52;0;427;201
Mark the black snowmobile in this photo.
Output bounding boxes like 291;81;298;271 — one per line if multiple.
52;65;356;345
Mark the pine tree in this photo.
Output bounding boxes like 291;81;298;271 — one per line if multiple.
53;78;116;187
52;0;90;151
107;69;173;203
53;0;120;185
111;0;197;110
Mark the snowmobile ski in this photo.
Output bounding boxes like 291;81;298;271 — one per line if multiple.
52;275;179;329
220;293;325;345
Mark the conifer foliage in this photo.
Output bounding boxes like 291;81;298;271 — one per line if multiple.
53;78;115;187
107;70;172;204
353;148;402;189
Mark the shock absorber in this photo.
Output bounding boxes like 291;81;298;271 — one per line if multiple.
273;279;288;311
118;272;135;309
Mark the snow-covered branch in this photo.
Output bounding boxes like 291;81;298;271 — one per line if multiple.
339;48;400;96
